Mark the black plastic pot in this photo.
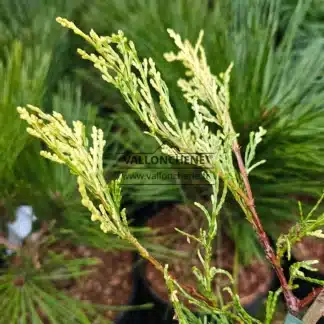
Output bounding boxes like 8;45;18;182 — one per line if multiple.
115;200;179;324
130;202;279;323
129;201;179;227
132;255;176;324
122;201;180;323
112;252;151;324
135;257;278;323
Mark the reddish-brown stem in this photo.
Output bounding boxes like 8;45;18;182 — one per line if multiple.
299;287;324;309
232;140;300;314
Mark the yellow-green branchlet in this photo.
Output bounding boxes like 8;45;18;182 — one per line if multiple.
18;18;324;323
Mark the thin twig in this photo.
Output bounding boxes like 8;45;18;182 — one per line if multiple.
232;140;299;314
299;287;324;309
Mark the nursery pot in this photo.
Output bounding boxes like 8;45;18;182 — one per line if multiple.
132;202;278;323
54;244;140;323
114;260;143;324
129;201;180;323
137;258;277;323
133;255;176;324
